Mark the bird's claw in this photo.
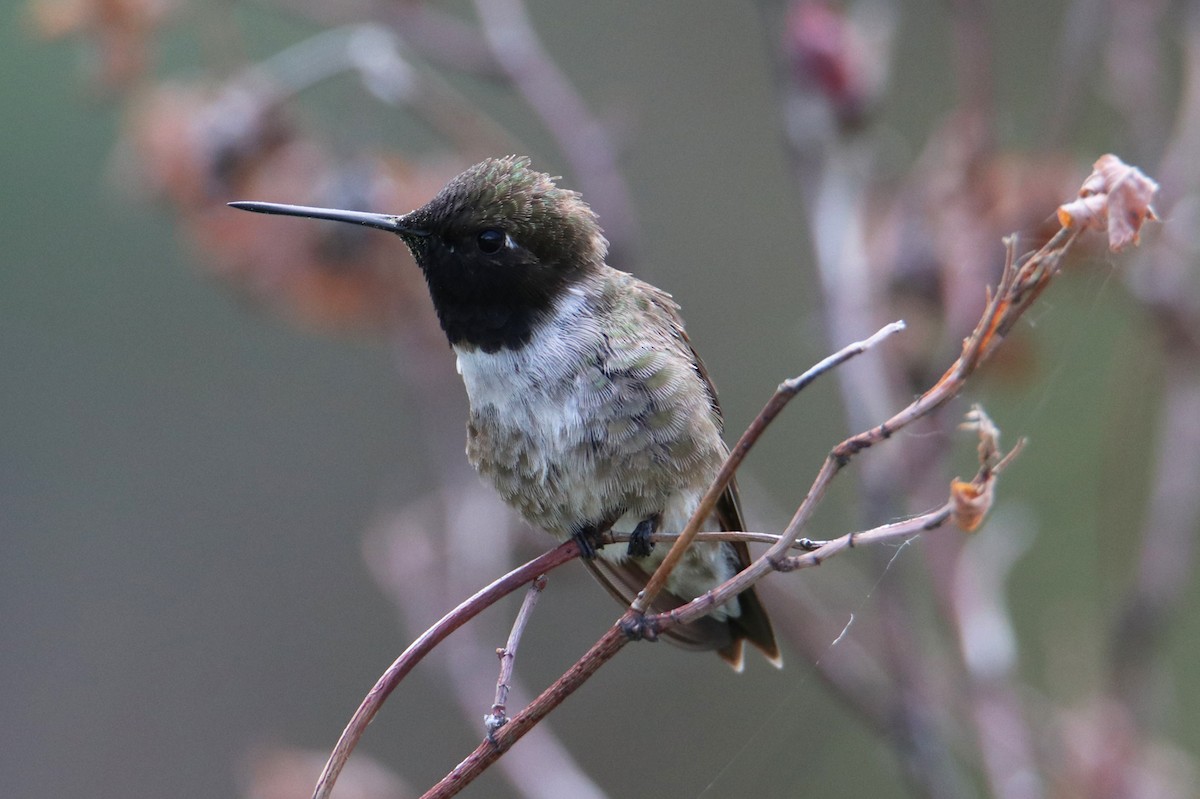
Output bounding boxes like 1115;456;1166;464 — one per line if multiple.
626;514;659;558
572;525;604;559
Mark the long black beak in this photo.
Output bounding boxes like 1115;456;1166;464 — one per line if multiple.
227;201;428;236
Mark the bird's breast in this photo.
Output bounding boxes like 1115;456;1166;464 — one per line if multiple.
451;289;724;537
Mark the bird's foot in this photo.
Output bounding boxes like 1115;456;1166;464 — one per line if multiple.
571;524;605;559
626;514;660;559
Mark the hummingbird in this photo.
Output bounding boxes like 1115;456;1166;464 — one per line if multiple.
230;156;780;670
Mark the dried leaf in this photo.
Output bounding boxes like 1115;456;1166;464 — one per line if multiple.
959;404;1001;469
1057;154;1159;251
951;477;992;533
1056;194;1110;233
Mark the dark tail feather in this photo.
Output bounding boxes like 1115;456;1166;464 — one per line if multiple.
726;583;782;670
715;480;781;670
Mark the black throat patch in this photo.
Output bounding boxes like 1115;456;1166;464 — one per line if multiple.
409;235;573;353
393;157;606;353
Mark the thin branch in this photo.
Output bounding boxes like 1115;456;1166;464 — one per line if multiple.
367;156;1153;799
319;466;943;799
312;541;581;799
421;431;1021;799
486;574;549;740
632;320;907;615
609;510;955;552
367;490;609;799
652;437;1021;634
645;227;1079;635
425;626;629;799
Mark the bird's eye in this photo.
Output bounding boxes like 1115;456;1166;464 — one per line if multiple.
477;229;506;254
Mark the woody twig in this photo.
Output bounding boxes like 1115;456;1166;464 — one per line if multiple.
412;154;1157;799
312;155;1157;799
485;574;549;740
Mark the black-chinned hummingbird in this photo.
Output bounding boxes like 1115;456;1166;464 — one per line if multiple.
230;157;780;670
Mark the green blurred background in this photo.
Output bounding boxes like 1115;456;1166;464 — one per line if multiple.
3;2;1196;797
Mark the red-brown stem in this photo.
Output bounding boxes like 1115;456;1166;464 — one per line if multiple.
640;240;1076;635
422;626;629;799
312;541;580;799
633;320;906;614
408;214;1092;797
421;463;1003;799
485;574;549;737
382;209;1094;797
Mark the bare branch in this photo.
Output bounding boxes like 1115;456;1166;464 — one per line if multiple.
632;320;907;615
312;541;580;799
485;574;549;740
423;626;629;799
653;427;1021;634
420;422;1022;799
607;511;954;552
349;157;1156;799
641;218;1087;638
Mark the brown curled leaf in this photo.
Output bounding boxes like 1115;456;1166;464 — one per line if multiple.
950;477;993;533
1057;154;1159;252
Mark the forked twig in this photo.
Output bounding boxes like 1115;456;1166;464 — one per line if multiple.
325;318;902;799
485;575;549;739
312;542;580;799
423;425;1023;799
636;229;1078;637
415;155;1155;798
632;320;907;615
312;155;1156;799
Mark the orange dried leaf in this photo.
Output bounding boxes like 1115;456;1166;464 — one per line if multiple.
950;477;992;532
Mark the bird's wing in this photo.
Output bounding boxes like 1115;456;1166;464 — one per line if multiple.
642;280;782;668
579;556;736;652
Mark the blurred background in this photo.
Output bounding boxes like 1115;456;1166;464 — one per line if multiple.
3;1;1199;797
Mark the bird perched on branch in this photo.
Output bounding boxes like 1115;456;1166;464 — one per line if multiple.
231;156;779;670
